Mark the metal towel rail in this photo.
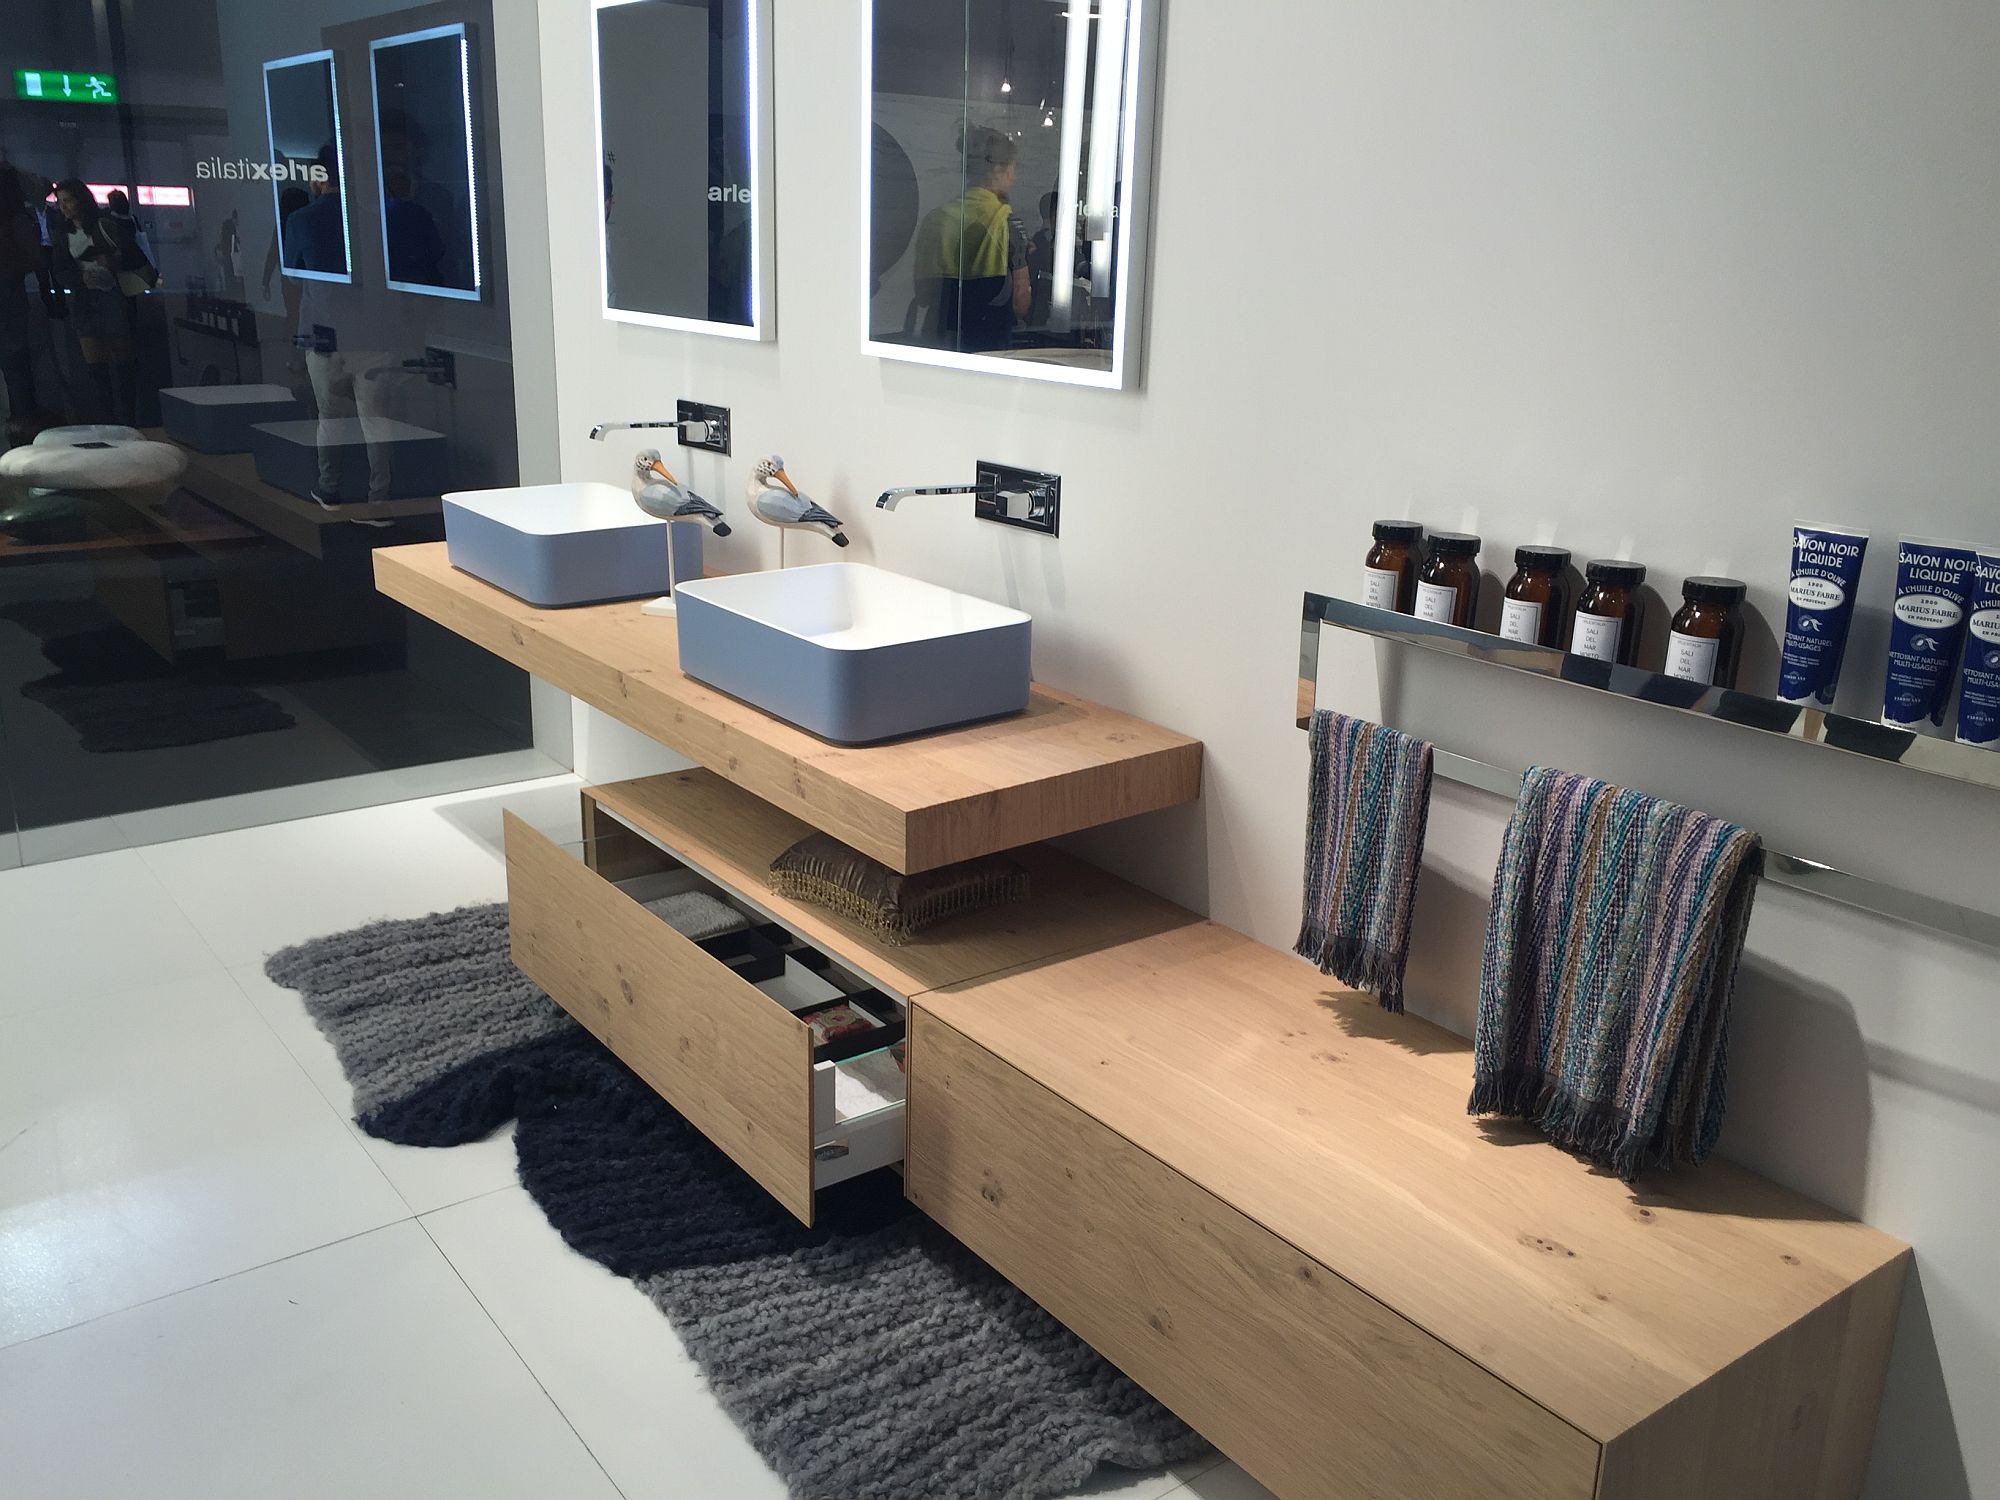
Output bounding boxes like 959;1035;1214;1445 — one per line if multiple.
1299;590;2000;951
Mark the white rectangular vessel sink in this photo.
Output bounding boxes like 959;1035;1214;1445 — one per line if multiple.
672;563;1032;744
444;481;697;607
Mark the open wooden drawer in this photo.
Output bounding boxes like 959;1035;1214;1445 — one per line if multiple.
503;810;907;1225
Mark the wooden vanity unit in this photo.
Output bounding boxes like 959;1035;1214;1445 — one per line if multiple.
375;542;1202;871
377;543;1908;1500
913;934;1908;1499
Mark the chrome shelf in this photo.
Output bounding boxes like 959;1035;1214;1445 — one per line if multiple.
1299;592;2000;792
1299;591;2000;951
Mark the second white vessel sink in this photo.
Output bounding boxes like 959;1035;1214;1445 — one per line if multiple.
672;563;1032;744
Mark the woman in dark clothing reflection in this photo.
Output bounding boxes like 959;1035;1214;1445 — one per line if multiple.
48;179;140;425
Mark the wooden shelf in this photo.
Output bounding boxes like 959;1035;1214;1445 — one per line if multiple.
375;542;1203;871
585;769;1194;999
915;926;1910;1495
151;431;442;559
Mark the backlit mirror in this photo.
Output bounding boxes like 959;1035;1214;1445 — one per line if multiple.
592;0;772;338
865;0;1156;388
264;50;351;284
369;23;483;300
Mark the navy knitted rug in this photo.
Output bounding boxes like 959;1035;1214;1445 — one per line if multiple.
264;902;1208;1500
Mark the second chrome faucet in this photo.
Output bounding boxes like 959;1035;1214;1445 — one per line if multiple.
877;461;1062;537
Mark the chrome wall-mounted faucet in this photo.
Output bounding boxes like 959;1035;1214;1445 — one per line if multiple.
876;481;983;511
364;346;456;388
589;416;719;445
877;461;1062;537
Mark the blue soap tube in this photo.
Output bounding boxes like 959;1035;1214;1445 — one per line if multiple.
1882;536;1978;732
1955;551;2000;749
1777;522;1868;707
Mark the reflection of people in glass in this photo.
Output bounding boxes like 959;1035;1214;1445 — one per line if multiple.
102;189;157;344
383;167;447;287
0;164;51;428
49;180;138;424
264;184;311;376
377;106;466;290
264;185;311;293
1026;190;1057;328
284;146;346;275
911;126;1029;353
212;209;245;300
289;145;395;504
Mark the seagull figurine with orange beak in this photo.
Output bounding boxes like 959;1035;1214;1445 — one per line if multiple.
747;455;849;564
631;448;730;615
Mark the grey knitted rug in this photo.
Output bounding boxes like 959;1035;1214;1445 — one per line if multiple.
265;902;1208;1500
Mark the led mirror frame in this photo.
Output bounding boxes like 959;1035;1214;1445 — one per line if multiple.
368;21;483;302
263;49;352;286
590;0;775;341
860;0;1158;390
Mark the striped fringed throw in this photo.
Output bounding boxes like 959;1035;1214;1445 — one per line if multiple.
1468;767;1762;1180
1294;709;1435;1012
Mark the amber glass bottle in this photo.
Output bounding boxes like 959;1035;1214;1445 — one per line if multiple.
1413;533;1481;628
1569;560;1647;666
1665;576;1748;688
1361;520;1424;613
1499;546;1572;647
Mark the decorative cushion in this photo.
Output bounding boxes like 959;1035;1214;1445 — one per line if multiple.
32;424;143;447
0;429;189;493
768;833;1029;946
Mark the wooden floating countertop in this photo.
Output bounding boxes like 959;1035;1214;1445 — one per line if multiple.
374;543;1203;871
919;924;1911;1454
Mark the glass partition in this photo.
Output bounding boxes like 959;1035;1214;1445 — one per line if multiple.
0;0;546;866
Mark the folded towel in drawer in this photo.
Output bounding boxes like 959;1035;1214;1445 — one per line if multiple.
642;889;749;941
1469;767;1762;1178
1294;709;1434;1011
769;833;1028;945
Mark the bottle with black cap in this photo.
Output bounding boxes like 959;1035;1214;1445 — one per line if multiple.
1413;532;1481;627
1499;545;1572;647
1665;576;1749;688
1361;520;1424;613
1570;560;1647;666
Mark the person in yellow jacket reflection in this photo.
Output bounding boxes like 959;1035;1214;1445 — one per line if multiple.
912;125;1030;354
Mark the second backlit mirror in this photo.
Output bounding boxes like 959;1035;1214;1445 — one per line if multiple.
866;0;1157;387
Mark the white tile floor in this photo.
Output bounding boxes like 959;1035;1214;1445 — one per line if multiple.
0;776;1272;1500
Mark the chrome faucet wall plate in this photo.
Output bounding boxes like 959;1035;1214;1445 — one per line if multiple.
975;462;1061;537
678;400;731;456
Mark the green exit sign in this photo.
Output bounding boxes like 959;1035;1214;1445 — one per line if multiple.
14;69;120;105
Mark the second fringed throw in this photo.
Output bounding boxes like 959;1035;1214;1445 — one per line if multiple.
1294;709;1435;1012
1469;766;1762;1179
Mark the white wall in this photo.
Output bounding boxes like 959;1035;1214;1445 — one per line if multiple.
523;4;2000;1493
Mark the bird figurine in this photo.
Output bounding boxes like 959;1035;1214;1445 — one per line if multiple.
747;454;849;567
631;449;731;534
630;449;731;616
